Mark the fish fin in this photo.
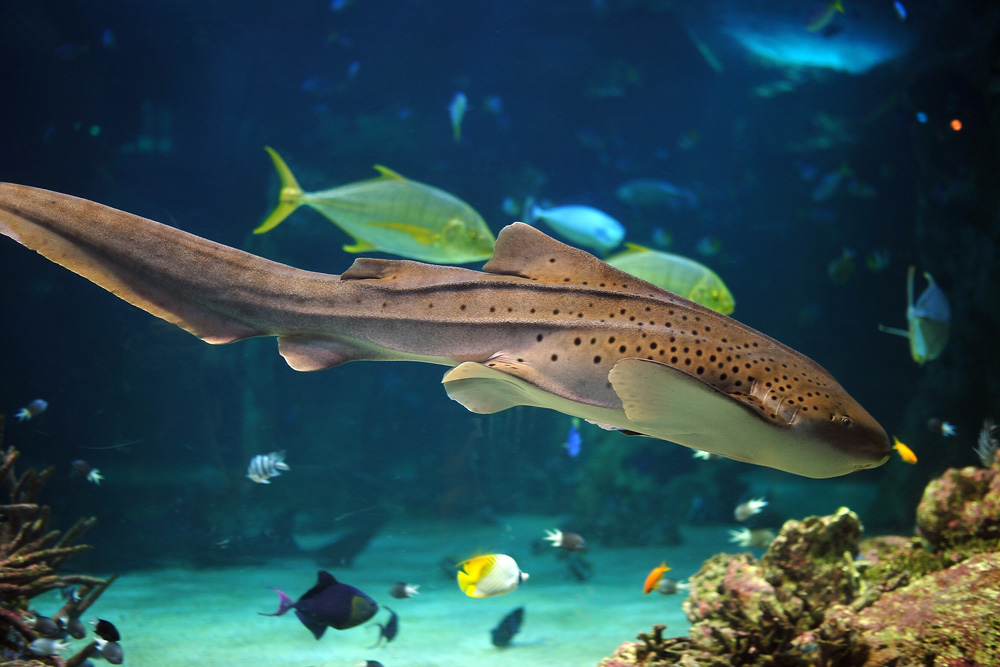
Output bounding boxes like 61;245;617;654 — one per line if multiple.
294;610;329;640
622;242;653;253
342;238;379;254
365;221;440;246
258;588;295;617
372;164;408;181
877;324;910;338
0;183;331;346
340;257;483;286
522;196;538;224
443;353;619;414
254;147;305;234
484;223;690;302
276;335;372;371
442;361;551;414
906;265;916;315
456;555;495;597
912;270;951;322
608;358;781;462
298;571;338;603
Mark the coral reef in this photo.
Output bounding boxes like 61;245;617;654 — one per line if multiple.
915;461;1000;551
0;417;117;666
598;459;1000;667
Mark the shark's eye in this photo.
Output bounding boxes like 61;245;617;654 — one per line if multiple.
841;417;852;426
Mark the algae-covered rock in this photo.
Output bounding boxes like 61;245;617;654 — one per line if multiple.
597;468;1000;667
822;552;1000;666
915;460;1000;549
760;506;862;611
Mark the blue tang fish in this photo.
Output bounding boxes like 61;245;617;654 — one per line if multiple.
564;418;581;457
261;570;378;639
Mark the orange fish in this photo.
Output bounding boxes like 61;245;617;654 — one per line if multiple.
893;436;917;464
643;560;671;595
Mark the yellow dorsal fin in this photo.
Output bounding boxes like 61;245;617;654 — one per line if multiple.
483;222;683;301
622;242;653;253
372;164;408;181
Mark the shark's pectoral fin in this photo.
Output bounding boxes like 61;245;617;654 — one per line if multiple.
608;358;773;462
442;361;550;414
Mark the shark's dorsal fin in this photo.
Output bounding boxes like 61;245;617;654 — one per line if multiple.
484;222;682;300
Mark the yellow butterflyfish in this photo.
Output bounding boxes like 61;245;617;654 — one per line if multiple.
456;554;528;598
254;147;495;264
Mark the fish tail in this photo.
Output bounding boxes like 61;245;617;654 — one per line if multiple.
258;588;295;616
254;146;304;234
522;196;537;225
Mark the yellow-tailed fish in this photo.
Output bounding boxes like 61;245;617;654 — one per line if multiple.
0;185;893;478
805;1;845;33
892;436;917;464
605;243;735;314
878;266;950;364
253;147;495;264
456;554;528;598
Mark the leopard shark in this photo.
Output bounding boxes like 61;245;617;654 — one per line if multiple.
0;183;890;478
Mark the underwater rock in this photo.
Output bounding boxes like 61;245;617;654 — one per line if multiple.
598;466;1000;667
821;552;1000;667
679;507;863;660
915;459;1000;550
758;506;862;609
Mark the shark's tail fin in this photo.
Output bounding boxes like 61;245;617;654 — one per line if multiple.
253;146;304;234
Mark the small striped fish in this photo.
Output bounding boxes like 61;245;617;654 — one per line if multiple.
246;450;289;484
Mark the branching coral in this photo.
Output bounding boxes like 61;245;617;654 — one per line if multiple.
0;416;116;666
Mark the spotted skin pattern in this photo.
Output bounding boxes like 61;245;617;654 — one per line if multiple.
0;184;890;478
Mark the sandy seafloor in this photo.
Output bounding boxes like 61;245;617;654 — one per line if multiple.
58;516;742;666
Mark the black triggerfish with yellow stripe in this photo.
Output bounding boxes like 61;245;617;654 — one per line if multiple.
260;571;377;639
0;183;891;478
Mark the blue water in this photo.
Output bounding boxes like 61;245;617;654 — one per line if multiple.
0;0;992;664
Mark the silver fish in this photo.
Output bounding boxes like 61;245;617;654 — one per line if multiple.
247;450;289;484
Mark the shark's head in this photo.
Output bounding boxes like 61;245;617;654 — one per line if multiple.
791;398;892;478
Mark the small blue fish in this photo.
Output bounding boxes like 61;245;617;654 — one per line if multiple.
812;166;851;202
564;418;582;457
524;198;624;254
448;92;468;143
15;398;48;422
